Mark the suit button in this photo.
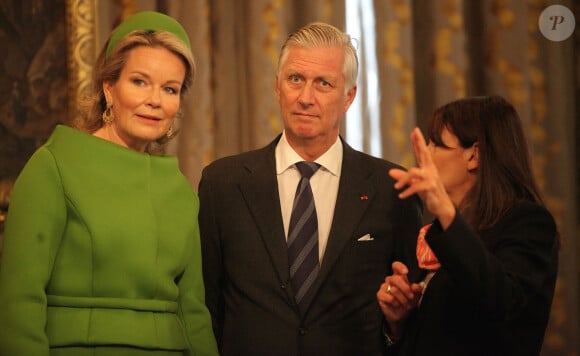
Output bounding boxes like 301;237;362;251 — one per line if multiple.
299;327;307;335
281;284;286;289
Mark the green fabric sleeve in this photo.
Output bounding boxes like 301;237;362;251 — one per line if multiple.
0;147;67;355
176;193;219;356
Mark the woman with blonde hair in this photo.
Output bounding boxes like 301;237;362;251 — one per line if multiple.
0;11;218;356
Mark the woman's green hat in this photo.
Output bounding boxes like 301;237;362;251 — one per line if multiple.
106;11;191;58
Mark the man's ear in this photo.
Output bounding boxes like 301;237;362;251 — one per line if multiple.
343;86;357;112
466;142;479;171
274;76;281;101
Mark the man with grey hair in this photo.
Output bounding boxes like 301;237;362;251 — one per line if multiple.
199;22;422;355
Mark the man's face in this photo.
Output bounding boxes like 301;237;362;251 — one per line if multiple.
275;46;356;150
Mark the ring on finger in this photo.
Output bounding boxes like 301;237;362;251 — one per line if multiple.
386;284;392;294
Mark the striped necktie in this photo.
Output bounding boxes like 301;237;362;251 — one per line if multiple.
287;161;321;307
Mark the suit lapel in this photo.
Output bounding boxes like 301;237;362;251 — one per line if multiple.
237;138;293;296
237;138;378;315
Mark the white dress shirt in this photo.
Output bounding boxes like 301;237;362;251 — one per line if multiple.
275;131;342;263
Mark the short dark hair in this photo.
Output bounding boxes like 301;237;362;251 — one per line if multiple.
428;95;545;231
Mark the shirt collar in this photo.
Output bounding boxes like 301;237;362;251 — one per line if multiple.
275;131;343;176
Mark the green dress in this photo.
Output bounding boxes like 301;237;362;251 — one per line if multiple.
0;125;218;356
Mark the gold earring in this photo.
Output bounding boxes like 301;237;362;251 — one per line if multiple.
175;109;183;120
167;109;182;138
102;104;113;124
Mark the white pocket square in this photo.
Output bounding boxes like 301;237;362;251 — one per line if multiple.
357;234;374;241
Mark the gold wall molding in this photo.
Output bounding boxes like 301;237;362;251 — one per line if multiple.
65;0;97;125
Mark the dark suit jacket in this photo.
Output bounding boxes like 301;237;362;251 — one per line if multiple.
396;202;559;356
198;136;423;356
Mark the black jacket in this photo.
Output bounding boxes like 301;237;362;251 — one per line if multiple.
198;136;423;356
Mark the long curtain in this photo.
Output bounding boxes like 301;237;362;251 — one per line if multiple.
99;0;578;354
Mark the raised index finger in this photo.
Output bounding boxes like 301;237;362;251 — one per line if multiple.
411;127;432;169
